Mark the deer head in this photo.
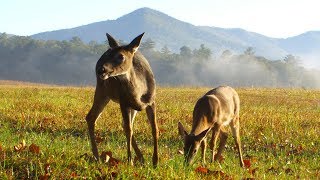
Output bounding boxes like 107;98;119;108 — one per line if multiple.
178;122;210;165
96;33;144;80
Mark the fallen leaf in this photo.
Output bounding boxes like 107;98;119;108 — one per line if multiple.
14;140;26;152
210;170;232;179
195;166;232;179
287;146;303;156
109;157;120;167
101;150;112;157
267;166;279;174
44;163;51;175
102;154;111;163
159;128;166;134
243;159;251;168
110;171;118;178
68;163;78;171
100;150;120;167
0;146;6;161
285;168;293;175
95;135;103;143
250;156;258;164
70;171;77;178
39;174;50;180
248;167;258;175
105;151;113;157
29;143;40;154
100;151;113;163
195;166;209;174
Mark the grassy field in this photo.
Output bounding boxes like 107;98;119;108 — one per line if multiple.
0;84;319;179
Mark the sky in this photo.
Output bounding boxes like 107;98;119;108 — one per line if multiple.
1;0;319;38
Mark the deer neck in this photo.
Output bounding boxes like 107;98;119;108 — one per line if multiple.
191;116;211;136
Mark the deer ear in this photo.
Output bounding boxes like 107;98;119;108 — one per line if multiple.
195;128;211;141
106;33;119;48
127;32;144;53
178;122;188;139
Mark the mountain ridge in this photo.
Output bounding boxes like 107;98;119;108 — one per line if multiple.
30;7;320;61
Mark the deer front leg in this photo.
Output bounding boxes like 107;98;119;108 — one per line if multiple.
209;124;221;163
86;85;110;161
214;130;228;161
201;138;207;164
146;103;159;167
120;103;134;165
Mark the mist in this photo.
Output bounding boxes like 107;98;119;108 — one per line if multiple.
298;53;320;70
0;34;320;88
146;49;320;88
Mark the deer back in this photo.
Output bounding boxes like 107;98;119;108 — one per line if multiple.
205;86;239;126
190;86;239;134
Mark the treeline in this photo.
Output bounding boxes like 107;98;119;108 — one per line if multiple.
0;33;319;87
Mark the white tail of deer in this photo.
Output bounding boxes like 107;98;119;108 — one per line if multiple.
178;86;244;166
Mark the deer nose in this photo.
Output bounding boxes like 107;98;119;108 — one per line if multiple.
97;66;105;75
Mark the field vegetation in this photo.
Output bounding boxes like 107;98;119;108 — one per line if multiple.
0;83;319;179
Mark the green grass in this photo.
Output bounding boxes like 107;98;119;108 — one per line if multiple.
0;85;319;179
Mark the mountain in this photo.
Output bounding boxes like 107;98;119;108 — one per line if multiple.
278;31;320;54
0;33;16;38
31;7;320;61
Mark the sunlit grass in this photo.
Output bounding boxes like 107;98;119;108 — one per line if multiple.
0;85;319;179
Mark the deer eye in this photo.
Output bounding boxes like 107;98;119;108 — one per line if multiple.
114;54;125;64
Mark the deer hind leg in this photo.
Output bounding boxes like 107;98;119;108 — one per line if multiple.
146;102;159;167
214;129;228;161
120;104;135;165
85;86;110;161
201;138;207;164
230;116;244;167
209;124;221;163
130;109;145;164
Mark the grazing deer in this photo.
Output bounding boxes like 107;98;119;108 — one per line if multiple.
86;33;159;166
178;86;244;167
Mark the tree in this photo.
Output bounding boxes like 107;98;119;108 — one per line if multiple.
179;46;192;58
140;38;155;52
193;44;212;61
244;47;255;56
284;54;300;65
70;36;83;45
220;49;232;59
0;33;9;46
161;45;171;55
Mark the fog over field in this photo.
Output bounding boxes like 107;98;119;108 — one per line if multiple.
0;33;319;88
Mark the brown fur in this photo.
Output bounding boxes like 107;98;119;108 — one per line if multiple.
178;86;244;166
86;33;158;166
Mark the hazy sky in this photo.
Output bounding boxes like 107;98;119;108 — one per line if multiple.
1;0;319;38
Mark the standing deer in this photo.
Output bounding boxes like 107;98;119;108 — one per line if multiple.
86;33;159;166
178;86;244;167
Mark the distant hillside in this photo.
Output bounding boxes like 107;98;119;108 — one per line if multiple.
31;7;320;61
0;33;15;37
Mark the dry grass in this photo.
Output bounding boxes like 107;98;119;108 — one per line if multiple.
0;84;319;179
